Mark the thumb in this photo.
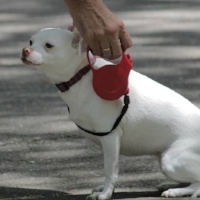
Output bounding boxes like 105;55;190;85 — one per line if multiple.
67;24;78;32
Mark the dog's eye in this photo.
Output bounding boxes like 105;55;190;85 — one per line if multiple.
30;40;33;46
45;43;54;49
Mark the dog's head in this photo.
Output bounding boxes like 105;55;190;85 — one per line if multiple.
21;28;85;82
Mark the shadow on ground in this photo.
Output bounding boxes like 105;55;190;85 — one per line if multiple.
0;186;163;200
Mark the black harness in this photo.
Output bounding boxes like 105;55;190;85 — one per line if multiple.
55;65;130;136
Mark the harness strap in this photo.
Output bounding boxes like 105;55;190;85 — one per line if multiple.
55;64;130;137
74;95;130;136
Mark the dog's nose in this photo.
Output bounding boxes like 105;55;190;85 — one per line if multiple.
22;47;32;57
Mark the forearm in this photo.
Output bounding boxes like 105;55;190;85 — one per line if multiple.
65;0;103;12
64;0;112;20
64;0;132;59
64;0;114;29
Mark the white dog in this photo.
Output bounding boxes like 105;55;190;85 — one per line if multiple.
21;28;200;200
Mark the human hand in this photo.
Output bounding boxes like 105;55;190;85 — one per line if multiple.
65;0;132;60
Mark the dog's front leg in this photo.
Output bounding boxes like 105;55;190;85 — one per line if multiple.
87;128;122;200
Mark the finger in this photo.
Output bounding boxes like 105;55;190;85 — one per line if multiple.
109;37;122;59
100;40;112;59
72;27;78;33
119;29;133;51
67;25;76;31
67;25;73;31
87;40;102;57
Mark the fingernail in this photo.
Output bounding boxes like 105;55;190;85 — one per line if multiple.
67;25;73;31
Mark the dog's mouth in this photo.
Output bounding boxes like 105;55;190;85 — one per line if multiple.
21;57;39;66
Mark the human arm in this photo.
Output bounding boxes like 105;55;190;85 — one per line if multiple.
64;0;132;59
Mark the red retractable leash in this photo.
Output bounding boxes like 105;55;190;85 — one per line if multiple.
87;50;133;100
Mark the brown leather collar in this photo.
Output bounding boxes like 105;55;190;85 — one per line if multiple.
55;65;90;92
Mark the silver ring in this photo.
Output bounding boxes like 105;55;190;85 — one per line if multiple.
102;48;110;51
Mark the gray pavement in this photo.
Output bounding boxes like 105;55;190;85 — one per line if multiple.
0;0;200;199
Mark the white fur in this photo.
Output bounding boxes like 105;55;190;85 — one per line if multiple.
21;28;200;200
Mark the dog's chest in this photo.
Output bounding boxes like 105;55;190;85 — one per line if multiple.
58;77;122;132
59;88;92;119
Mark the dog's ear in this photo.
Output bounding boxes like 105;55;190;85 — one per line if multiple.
72;32;86;55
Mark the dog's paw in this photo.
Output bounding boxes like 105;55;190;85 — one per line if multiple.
161;187;196;198
157;182;190;192
86;192;111;200
92;185;104;193
87;188;113;200
161;189;177;198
